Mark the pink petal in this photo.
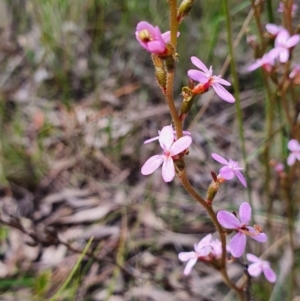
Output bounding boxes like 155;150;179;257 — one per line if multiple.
178;251;196;262
251;232;268;242
275;29;289;46
266;24;282;35
263;265;277;283
279;49;289;63
288;139;300;151
248;262;262;277
170;136;192;156
246;253;260;263
217;210;241;228
268;48;280;60
144;136;159;144
212;83;235;103
248;227;268;242
211;153;229;165
135;36;149;50
141;155;164;175
161;31;171;43
183;258;198;275
162;157;175;182
229;232;246;257
182;130;191;136
159;125;174;151
198;245;212;257
147;41;166;54
136;21;156;36
219;166;235;180
286;35;300;48
248;61;263;72
239;202;251;225
154;26;166;44
287;153;296;166
191;56;209;73
161;31;180;43
196;234;212;249
187;69;209;83
235;170;247;187
215;78;231;86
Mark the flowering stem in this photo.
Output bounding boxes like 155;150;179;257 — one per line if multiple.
164;2;245;299
180;171;244;300
220;268;245;301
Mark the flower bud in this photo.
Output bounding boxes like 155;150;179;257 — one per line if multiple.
179;86;195;120
160;45;176;72
152;55;167;92
177;0;195;23
206;171;220;205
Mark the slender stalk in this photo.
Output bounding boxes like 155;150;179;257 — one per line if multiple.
104;208;127;301
250;0;278;221
223;0;252;209
168;0;179;47
279;60;294;130
285;0;294;34
250;0;264;47
49;237;93;301
280;88;293;128
266;0;274;23
261;71;275;223
165;0;183;138
283;168;296;299
165;72;183;138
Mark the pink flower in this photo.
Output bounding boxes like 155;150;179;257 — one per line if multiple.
144;125;191;144
208;238;222;259
217;202;267;258
289;64;300;84
269;29;300;63
211;153;247;187
135;22;168;55
246;35;257;49
277;2;297;16
141;125;192;182
178;234;222;275
287;139;300;166
247;53;275;72
247;254;277;283
266;24;284;36
187;56;235;103
135;21;179;55
274;162;284;173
